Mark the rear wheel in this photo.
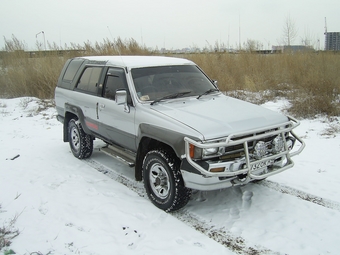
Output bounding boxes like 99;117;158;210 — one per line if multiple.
143;149;192;212
68;118;93;159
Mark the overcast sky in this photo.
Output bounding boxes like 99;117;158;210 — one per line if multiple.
1;0;339;51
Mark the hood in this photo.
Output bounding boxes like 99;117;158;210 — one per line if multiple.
151;94;288;140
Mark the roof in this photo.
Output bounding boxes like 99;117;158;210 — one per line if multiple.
77;55;195;68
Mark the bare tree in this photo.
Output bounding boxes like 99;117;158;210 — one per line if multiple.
244;39;263;52
300;28;317;49
282;14;298;46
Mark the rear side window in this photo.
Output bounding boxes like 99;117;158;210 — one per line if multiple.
62;58;84;82
76;67;103;93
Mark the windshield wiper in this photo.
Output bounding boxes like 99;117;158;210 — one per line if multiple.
196;88;220;99
151;91;191;105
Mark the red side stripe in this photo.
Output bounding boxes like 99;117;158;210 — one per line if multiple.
85;121;98;130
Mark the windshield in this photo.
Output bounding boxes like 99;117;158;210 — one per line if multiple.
131;65;218;101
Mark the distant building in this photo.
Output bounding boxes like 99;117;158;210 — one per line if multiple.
271;45;314;53
324;32;340;51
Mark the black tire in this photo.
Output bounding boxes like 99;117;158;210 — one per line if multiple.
143;149;192;212
68;118;93;159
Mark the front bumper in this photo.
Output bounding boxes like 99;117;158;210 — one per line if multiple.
181;116;305;190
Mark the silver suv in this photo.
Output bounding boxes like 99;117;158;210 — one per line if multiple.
55;56;305;211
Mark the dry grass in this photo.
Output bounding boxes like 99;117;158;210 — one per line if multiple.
0;54;66;98
1;36;340;118
184;52;340;117
0;204;20;250
0;36;151;99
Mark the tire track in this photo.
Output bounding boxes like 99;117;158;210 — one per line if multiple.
84;159;146;197
257;180;340;212
84;158;280;255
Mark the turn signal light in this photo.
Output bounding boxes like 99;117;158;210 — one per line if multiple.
189;144;195;158
210;167;225;172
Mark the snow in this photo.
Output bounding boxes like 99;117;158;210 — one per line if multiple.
77;55;194;68
1;97;340;255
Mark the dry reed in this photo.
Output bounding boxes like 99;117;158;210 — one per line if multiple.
1;36;339;118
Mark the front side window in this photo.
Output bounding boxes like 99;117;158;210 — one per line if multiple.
131;65;216;101
103;68;128;100
76;67;102;93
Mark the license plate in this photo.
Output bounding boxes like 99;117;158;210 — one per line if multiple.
251;159;274;170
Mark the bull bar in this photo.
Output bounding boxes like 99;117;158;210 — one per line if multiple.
184;116;305;180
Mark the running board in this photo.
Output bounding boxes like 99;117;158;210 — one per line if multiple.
100;145;135;167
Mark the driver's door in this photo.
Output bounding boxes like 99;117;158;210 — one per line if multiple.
96;68;136;151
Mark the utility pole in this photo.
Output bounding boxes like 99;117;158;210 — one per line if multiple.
238;13;241;50
324;17;328;50
36;31;46;51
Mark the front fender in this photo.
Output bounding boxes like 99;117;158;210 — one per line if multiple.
137;123;196;158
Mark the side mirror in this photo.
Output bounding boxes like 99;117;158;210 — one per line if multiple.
213;80;218;88
115;89;130;113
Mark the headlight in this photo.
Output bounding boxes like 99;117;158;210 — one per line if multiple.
203;147;219;157
189;144;223;159
203;146;225;158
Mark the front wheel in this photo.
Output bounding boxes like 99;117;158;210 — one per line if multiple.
68;118;93;159
143;149;191;212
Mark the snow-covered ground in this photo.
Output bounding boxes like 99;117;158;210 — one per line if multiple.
1;97;340;255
